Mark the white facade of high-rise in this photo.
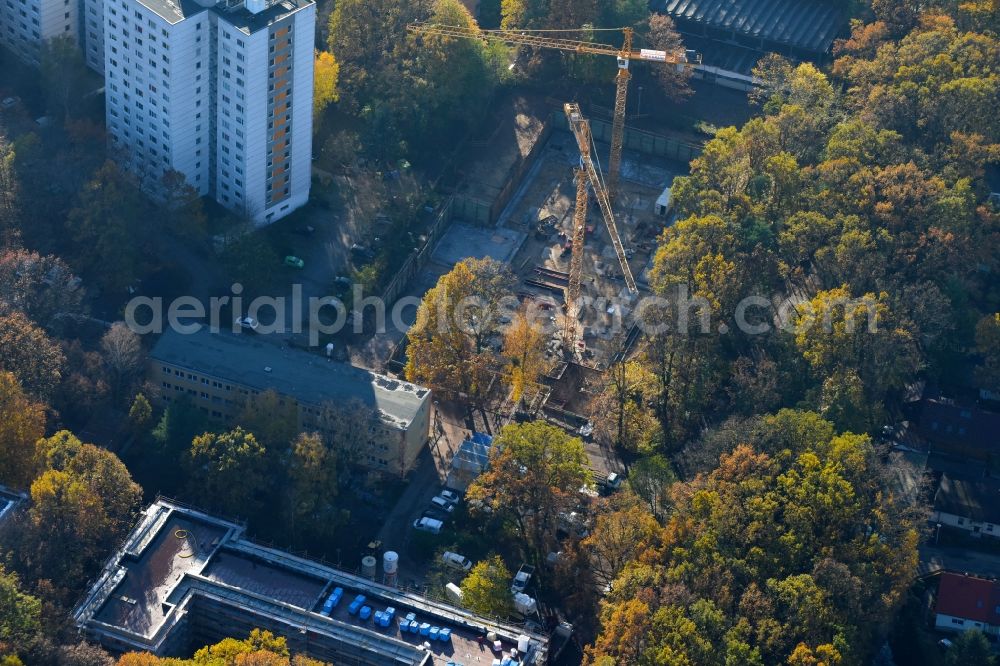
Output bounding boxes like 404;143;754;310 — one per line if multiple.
102;0;314;225
0;0;78;64
81;0;103;70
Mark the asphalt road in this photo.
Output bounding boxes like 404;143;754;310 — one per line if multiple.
375;401;471;585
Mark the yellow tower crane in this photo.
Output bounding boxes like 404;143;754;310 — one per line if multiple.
563;102;637;344
406;22;699;200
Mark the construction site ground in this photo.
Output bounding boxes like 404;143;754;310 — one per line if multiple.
498;129;688;371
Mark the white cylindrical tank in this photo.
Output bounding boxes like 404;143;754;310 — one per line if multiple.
245;0;266;12
361;555;377;578
383;551;399;574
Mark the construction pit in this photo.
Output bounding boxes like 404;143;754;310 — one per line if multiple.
493;128;688;371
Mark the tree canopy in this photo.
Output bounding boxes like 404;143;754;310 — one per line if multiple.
586;411;922;666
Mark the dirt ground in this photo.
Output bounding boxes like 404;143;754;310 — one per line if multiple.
498;130;689;369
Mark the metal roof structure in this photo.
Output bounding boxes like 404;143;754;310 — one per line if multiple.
655;0;844;54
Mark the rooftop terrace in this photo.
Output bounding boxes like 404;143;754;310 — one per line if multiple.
75;500;548;665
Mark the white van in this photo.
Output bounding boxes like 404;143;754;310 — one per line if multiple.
441;551;472;572
413;517;443;534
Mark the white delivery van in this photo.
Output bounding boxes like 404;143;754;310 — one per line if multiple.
413;517;443;534
441;551;473;571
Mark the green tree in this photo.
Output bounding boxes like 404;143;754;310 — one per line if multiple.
627;453;675;518
460;555;514;617
186;427;267;517
66;161;149;293
128;393;153;433
39;35;88;121
0;565;42;658
945;630;995;666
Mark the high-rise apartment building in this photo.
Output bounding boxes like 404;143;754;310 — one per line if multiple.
0;0;78;64
103;0;314;225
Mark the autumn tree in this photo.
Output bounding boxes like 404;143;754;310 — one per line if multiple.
128;393;153;434
157;171;207;240
116;630;330;666
586;411;922;666
646;14;692;101
234;389;298;453
11;432;141;595
101;322;144;403
501;309;547;403
313;51;340;120
285;432;340;541
0;310;65;399
581;499;661;585
467;421;589;555
460;555;514;617
0;372;45;489
793;287;920;431
0;250;84;327
186;428;267;517
590;359;661;453
405;257;516;401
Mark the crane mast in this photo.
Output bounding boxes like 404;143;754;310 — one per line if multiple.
564;102;638;295
407;22;699;200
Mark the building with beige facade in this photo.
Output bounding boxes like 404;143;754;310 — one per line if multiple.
148;328;431;476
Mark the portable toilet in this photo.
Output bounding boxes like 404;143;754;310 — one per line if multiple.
655;185;672;216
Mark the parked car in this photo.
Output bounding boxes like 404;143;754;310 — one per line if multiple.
439;489;461;504
430;496;455;513
510;564;535;594
440;551;472;572
412;517;443;534
605;472;623;490
235;316;259;331
284;255;305;269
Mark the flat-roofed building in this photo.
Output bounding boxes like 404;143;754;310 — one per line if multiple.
0;484;27;528
102;0;314;224
148;328;431;476
74;499;550;664
0;0;79;65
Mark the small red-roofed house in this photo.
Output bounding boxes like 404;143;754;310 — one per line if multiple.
934;572;1000;637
